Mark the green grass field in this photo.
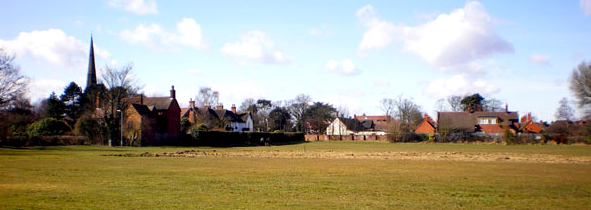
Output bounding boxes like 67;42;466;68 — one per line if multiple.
1;141;590;209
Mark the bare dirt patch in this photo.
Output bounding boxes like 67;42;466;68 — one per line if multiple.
103;149;591;164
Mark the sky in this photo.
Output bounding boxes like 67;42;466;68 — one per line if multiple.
1;0;591;122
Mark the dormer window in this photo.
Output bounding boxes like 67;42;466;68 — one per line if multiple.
478;117;498;124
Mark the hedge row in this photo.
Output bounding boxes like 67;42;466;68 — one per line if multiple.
0;135;90;147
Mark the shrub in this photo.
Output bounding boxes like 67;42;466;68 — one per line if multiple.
180;118;191;133
427;133;435;142
195;124;208;131
74;116;102;142
26;118;70;138
503;127;517;145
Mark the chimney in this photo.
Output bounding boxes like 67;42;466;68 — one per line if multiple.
189;98;195;109
527;112;532;121
204;102;211;110
140;93;144;105
505;103;508;113
353;114;357;119
216;103;223;110
231;104;236;113
170;86;176;99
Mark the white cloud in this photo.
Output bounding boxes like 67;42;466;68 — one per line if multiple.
176;18;207;49
324;59;361;76
108;0;158;15
582;0;591;16
0;29;111;68
402;1;513;68
28;79;67;102
356;5;399;56
119;18;208;50
425;74;499;98
220;30;293;65
357;2;513;69
529;54;550;64
120;23;165;48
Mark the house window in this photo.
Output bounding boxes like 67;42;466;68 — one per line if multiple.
478;118;498;124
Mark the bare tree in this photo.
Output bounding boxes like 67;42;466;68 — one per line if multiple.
0;48;28;110
555;97;574;121
102;64;141;114
287;94;311;132
101;64;142;142
393;95;423;132
195;87;219;108
337;104;350;118
570;61;591;117
380;98;395;117
434;98;446;112
483;98;504;112
446;95;463;112
239;98;256;112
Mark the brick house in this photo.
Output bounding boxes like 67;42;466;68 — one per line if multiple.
123;86;181;145
437;110;519;134
519;112;544;134
414;114;436;134
354;114;391;133
181;101;253;132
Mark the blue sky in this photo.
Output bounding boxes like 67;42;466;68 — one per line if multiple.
1;0;590;122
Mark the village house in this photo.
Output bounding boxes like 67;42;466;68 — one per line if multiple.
414;114;436;134
122;86;181;145
326;114;390;135
436;108;519;134
181;101;253;132
354;114;391;133
519;112;545;134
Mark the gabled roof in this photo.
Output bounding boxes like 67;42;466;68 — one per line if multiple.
193;107;247;123
130;104;154;117
478;124;504;134
180;108;191;118
338;117;373;132
437;111;518;132
354;115;391;125
237;112;251;122
143;97;174;110
520;120;543;134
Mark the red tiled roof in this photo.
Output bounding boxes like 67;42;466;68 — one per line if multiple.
354;115;391;125
478;124;504;134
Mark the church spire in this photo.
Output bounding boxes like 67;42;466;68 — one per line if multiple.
86;35;97;90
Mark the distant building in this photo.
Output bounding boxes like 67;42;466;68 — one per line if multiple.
519;113;544;134
354;114;391;133
181;101;253;132
123;86;181;145
437;109;519;134
414;114;436;134
326;114;389;135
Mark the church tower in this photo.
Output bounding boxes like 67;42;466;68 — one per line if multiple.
86;35;97;91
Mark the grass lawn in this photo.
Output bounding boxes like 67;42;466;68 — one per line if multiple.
1;141;590;209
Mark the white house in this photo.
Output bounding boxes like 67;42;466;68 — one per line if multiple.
326;117;381;135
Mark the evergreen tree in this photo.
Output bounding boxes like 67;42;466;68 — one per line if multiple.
460;93;484;112
46;92;65;119
60;82;84;120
